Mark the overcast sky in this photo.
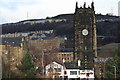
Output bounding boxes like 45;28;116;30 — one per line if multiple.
0;0;119;24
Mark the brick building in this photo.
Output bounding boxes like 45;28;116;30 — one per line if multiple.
27;36;61;71
0;37;24;78
56;50;74;62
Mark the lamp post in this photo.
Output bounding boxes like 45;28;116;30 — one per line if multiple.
6;42;11;78
42;51;44;75
5;41;10;78
113;66;116;79
3;41;8;78
42;49;46;76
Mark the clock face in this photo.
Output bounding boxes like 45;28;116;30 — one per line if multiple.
82;29;88;36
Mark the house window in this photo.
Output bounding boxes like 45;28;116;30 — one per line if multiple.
78;71;80;74
48;68;53;73
70;71;77;75
54;68;61;72
57;68;61;72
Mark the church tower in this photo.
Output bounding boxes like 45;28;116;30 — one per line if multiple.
74;2;97;70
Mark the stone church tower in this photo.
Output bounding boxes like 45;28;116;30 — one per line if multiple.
74;2;97;70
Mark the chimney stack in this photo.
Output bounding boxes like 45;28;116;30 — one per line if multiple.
78;60;81;66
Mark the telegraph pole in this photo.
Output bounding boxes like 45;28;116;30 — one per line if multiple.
42;51;44;76
113;66;116;79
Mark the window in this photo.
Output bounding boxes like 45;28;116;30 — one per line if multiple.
70;71;77;75
67;54;69;56
78;71;80;75
54;68;61;72
48;68;53;73
57;68;61;72
64;54;66;56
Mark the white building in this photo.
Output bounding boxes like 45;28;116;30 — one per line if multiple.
63;69;94;79
118;1;120;16
45;61;94;79
45;61;64;78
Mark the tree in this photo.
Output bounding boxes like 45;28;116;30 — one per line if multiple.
105;45;120;78
17;50;36;78
25;68;36;78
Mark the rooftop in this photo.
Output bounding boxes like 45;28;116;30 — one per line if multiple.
0;37;23;47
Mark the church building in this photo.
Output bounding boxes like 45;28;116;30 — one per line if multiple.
74;2;97;70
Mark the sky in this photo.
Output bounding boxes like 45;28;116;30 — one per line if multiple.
0;0;120;24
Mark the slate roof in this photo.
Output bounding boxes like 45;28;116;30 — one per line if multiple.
0;37;23;47
59;49;74;52
41;37;52;40
28;33;34;36
28;33;54;40
30;37;39;40
64;61;92;69
64;61;80;69
45;61;64;67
